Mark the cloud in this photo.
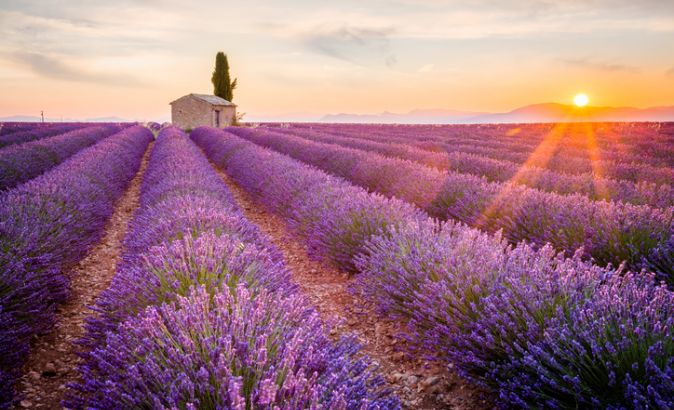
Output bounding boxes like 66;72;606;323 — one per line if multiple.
0;9;181;58
667;67;674;78
558;58;640;73
300;25;397;67
4;51;146;86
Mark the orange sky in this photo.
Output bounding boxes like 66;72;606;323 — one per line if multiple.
1;1;673;121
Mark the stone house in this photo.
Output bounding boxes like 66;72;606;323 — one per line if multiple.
170;94;237;129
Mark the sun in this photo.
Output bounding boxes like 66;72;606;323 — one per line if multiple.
573;93;589;107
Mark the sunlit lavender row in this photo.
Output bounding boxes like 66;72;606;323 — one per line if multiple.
281;122;674;170
277;123;674;185
193;126;674;409
267;126;674;207
286;122;674;148
226;126;674;283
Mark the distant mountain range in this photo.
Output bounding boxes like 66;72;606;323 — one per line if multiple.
322;103;674;124
322;108;488;124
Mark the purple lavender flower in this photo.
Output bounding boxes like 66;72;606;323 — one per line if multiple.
87;231;294;344
70;286;396;409
357;218;674;408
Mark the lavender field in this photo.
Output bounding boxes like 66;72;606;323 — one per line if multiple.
1;121;673;409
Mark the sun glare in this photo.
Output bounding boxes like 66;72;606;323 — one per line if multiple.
574;93;589;107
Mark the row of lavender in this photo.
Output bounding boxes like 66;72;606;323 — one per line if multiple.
276;123;674;185
0;124;126;191
228;127;674;283
269;126;674;208
0;123;87;148
305;123;674;183
0;122;47;136
415;137;674;185
66;127;397;408
0;126;152;407
193;126;674;409
285;122;674;169
287;122;674;151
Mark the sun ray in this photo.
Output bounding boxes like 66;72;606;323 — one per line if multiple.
475;122;570;231
580;122;609;201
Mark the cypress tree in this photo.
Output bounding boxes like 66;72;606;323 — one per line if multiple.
211;52;237;102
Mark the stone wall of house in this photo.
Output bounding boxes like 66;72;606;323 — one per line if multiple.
215;106;237;128
171;97;213;130
171;96;237;129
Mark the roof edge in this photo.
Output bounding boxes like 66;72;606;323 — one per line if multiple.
169;93;236;106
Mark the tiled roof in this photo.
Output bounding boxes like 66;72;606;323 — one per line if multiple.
171;94;236;106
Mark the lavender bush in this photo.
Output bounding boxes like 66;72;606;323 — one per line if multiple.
0;124;123;190
424;140;674;185
73;286;396;409
0;122;46;137
647;234;674;283
500;272;674;408
0;123;85;148
194;127;674;408
0;125;151;407
274;127;674;208
192;127;425;272
71;127;398;409
355;198;674;408
88;230;294;345
227;127;674;282
278;122;674;178
127;195;281;259
84;127;288;346
145;121;163;132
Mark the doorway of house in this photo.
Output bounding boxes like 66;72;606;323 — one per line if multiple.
215;110;221;127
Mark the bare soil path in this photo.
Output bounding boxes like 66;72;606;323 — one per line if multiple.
14;143;152;409
216;170;494;410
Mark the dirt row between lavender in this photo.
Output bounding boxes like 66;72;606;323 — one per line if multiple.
216;170;493;410
14;143;153;409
